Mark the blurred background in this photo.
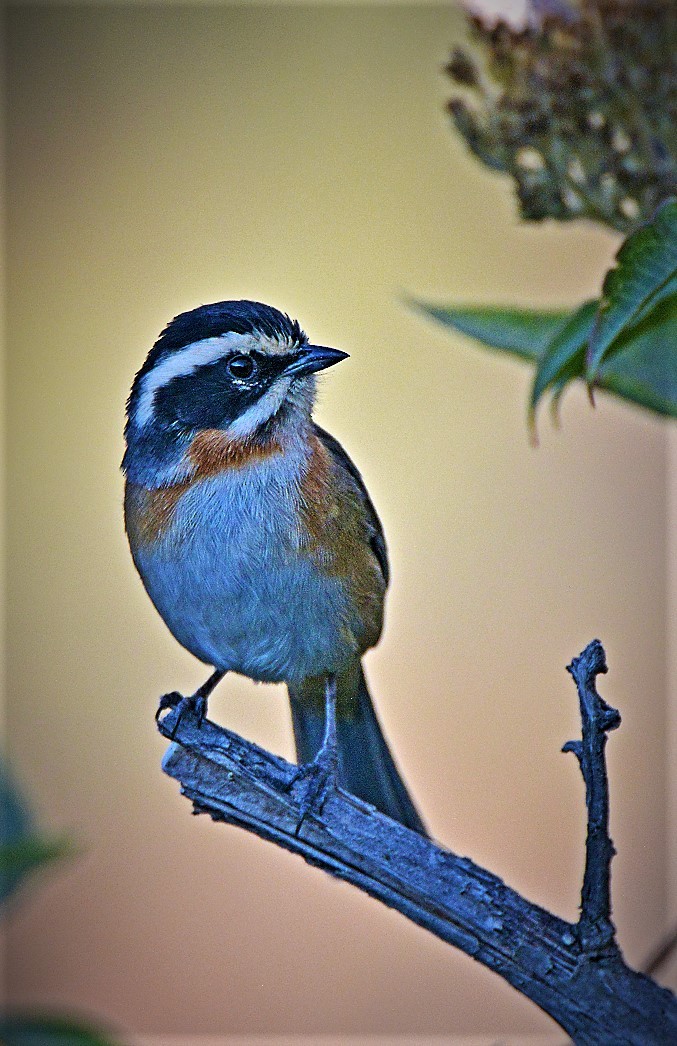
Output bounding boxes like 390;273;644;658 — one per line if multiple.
4;2;675;1042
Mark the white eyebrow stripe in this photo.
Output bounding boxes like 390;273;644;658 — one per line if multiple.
133;332;254;429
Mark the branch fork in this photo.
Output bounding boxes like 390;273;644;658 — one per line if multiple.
158;641;677;1044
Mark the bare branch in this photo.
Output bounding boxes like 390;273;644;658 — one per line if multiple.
158;643;677;1044
563;638;621;954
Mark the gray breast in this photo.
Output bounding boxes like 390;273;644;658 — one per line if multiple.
134;452;358;683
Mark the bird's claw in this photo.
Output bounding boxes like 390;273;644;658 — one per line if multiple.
290;744;339;835
156;691;207;740
156;691;183;723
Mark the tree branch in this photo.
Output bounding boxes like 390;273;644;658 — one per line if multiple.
158;642;677;1044
563;639;621;955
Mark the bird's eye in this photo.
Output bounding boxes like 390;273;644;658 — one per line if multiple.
227;354;256;380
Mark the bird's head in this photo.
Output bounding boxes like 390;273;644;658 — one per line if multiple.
123;300;348;483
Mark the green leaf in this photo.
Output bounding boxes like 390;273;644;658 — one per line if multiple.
0;759;72;907
409;288;677;425
530;300;597;418
407;301;570;362
628;271;677;330
0;836;73;904
587;198;677;380
0;761;32;843
0;1015;121;1046
598;293;677;417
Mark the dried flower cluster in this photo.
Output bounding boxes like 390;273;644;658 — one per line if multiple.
447;0;677;232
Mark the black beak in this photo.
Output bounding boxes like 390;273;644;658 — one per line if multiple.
284;344;349;377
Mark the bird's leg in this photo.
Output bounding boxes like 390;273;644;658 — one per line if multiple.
293;673;339;833
319;671;339;769
156;669;226;739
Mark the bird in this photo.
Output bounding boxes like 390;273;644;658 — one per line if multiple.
123;299;426;835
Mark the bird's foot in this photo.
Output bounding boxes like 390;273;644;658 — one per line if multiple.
290;742;339;835
156;670;223;739
156;691;207;740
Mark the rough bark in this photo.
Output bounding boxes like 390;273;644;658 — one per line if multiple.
158;640;677;1044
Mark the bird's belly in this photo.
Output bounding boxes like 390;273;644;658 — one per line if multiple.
131;472;359;683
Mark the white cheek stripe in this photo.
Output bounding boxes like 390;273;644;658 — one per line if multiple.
226;376;293;439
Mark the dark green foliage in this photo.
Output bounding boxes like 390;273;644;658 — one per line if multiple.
0;761;123;1044
411;198;677;428
0;1016;119;1046
587;196;677;375
430;4;677;429
0;760;71;906
598;295;676;416
531;299;598;416
446;1;677;233
408;303;570;361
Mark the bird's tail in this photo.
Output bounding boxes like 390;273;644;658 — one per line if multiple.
287;661;427;836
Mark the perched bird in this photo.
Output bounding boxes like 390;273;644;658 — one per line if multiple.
123;299;425;834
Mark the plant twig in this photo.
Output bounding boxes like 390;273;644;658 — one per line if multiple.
158;642;677;1044
563;639;621;954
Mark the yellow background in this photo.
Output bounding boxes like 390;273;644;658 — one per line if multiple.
5;3;673;1040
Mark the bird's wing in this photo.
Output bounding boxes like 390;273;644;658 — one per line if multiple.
312;423;390;587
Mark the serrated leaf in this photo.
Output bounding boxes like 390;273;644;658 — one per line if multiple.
587;198;677;380
628;271;677;330
530;300;597;418
408;301;570;361
0;1015;121;1046
409;289;676;426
